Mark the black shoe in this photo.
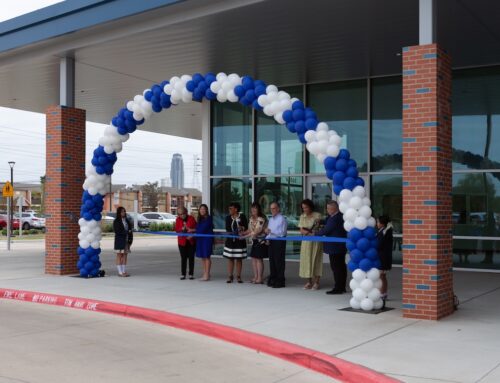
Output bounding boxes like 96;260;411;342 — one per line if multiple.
180;275;186;280
326;289;344;295
267;280;275;287
189;275;194;280
272;283;285;288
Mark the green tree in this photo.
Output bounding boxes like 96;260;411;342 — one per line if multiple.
141;182;159;211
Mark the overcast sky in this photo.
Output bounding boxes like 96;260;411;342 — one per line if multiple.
0;1;203;189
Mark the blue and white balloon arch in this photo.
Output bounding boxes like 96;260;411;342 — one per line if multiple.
77;72;383;311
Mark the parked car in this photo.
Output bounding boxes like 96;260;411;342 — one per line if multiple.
102;212;149;229
14;212;46;231
141;212;176;225
0;214;20;230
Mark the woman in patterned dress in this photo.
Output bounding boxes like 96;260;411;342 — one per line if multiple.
241;202;268;284
223;202;248;283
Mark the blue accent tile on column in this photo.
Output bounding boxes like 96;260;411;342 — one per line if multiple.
51;244;60;248
403;137;416;143
417;166;430;171
402;244;416;249
430;146;442;152
403;268;410;274
403;104;410;110
403;70;416;76
402;47;409;52
54;198;64;202
417;284;430;290
55;168;64;172
423;53;437;59
59;141;68;145
416;88;430;94
403;181;410;186
424;259;438;265
54;126;63;131
403;303;416;309
430;275;442;281
409;220;423;224
430;234;441;240
52;153;60;157
54;265;64;270
64;156;72;160
423;121;438;127
424;200;439;206
58;183;68;188
69;118;77;122
47;134;52;140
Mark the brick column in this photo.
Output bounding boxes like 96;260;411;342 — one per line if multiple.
45;106;86;275
402;44;454;320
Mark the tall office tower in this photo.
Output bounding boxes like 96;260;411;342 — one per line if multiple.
170;153;184;189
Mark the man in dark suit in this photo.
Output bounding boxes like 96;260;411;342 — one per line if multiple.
315;200;347;294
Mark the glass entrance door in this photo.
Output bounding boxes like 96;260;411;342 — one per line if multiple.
307;176;334;214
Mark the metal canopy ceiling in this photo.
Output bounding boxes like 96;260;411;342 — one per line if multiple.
1;0;500;139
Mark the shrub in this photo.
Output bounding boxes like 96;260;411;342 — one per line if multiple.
102;223;114;233
148;222;173;232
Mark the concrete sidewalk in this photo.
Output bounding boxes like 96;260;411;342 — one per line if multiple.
1;236;500;383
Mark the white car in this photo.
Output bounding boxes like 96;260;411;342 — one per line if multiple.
14;212;46;230
141;212;176;225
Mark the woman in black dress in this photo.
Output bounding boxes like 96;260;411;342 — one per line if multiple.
223;202;248;283
376;215;393;299
113;206;133;277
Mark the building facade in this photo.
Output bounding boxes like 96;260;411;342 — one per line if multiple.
170;153;185;189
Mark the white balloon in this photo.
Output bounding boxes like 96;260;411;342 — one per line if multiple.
354;216;368;230
164;84;173;94
126;101;134;111
343;220;354;232
352;186;366;198
228;73;240;83
326;145;340;157
362;197;371;207
78;232;84;240
267;91;278;102
353;288;367;301
278;90;290;100
174;81;184;91
79;240;89;248
352;269;367;282
359;205;372;219
374;279;383;290
360;278;374;292
344;208;358;222
329;134;342;146
367;217;376;228
360;298;374;311
339;202;349;213
266;85;278;94
316;122;329;132
182;93;192;103
216;93;227;103
316;153;327;164
91;241;100;249
349;196;363;210
349;279;359;291
263;105;273;117
350;297;361;310
78;218;86;226
132;111;143;121
216;72;227;81
317;140;328;153
367;268;380;281
368;288;381;301
339;189;353;203
257;95;268;107
227;90;238;103
274;112;285;125
221;81;232;92
86;233;95;243
210;82;221;93
373;299;384;310
88;187;97;196
304;130;316;142
316;130;329;142
307;142;319;155
180;74;191;82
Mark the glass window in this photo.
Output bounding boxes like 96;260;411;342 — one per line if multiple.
210;178;252;230
371;175;402;235
371;77;402;171
308;80;368;173
453;238;500;269
211;102;252;176
254;176;303;230
257;86;303;175
452;172;500;238
452;68;500;170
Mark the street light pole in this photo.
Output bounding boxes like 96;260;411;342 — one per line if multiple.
7;161;15;251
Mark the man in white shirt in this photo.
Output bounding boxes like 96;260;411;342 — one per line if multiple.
265;202;288;288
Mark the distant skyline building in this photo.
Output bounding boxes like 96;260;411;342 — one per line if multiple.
170;153;184;189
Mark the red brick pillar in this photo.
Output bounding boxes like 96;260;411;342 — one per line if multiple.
402;44;454;320
45;106;86;275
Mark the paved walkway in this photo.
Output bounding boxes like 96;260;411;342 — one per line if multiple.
1;237;500;382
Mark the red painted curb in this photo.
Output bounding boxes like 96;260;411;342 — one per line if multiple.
0;288;400;383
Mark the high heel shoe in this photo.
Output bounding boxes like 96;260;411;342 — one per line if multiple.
237;275;243;283
226;275;233;283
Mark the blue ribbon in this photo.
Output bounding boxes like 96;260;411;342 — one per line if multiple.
141;231;347;243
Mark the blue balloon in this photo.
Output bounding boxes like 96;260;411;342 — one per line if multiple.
287;121;296;133
338;148;350;160
160;80;169;88
90;255;99;263
254;85;266;97
151;84;162;96
348;159;357;168
363;226;376;239
245;89;256;101
305;109;317;120
324;156;336;171
77;260;84;269
193;89;203;101
254;80;266;88
98;156;107;165
292;109;305;122
346;240;356;251
84;200;94;210
144;91;153;101
186;80;196;92
343;177;356;190
152;103;162;113
373;259;382;269
356;237;370;252
348;228;363;242
305;118;318;130
205;89;217;100
350;249;364;263
234;85;245;97
333;184;343;195
192;73;204;83
84;261;94;271
252;99;263;111
346;166;358;178
77;246;85;255
292;100;304;110
90;268;99;277
326;170;334;180
84;247;95;256
370;238;379;249
347;260;359;272
80;269;89;277
365;248;379;261
93;213;102;221
242;76;254;90
197;82;208;92
295;120;306;134
283;110;293;122
359;258;373;271
83;212;92;221
356;177;365;187
333;171;346;185
297;133;307;144
95;166;104;174
91;158;99;167
335;159;348;171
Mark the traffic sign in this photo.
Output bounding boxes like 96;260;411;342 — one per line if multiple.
2;181;14;197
